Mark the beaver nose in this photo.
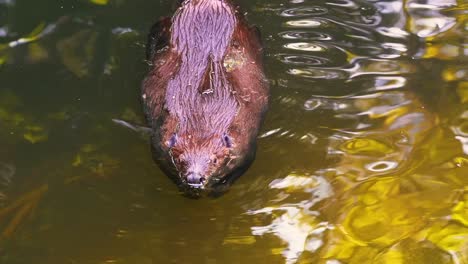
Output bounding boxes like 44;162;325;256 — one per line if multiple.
186;173;206;186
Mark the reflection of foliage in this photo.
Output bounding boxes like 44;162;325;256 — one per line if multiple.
0;44;8;66
72;144;120;178
250;86;466;263
339;138;394;156
247;174;334;264
1;13;139;78
320;181;468;263
0;184;48;241
0;0;464;262
0;142;120;241
373;239;452;264
86;0;127;6
425;222;468;258
319;105;468;263
452;196;468;226
0;22;52;67
321;125;468;263
89;0;109;5
0;91;49;144
443;66;468;104
56;29;98;78
120;107;144;124
457;82;468;104
0;0;143;257
0;92;122;238
22;125;48;144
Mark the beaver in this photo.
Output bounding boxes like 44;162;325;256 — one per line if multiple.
142;0;269;194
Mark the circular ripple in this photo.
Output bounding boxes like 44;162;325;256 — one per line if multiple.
280;6;328;17
285;19;324;28
365;161;398;172
279;31;332;41
326;0;358;8
376;27;410;39
278;53;329;66
284;42;326;52
288;68;347;79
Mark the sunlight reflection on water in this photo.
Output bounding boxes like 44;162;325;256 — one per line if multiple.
248;174;333;264
0;0;466;263
245;0;467;263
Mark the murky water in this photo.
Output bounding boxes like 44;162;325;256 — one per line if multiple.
0;0;467;263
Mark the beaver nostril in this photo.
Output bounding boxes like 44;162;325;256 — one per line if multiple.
186;173;204;185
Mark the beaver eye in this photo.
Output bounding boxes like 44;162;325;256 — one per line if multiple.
168;134;177;148
222;133;232;148
208;155;218;164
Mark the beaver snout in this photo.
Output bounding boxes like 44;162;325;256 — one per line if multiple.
186;172;206;187
178;149;219;189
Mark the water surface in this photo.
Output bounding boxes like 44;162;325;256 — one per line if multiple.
0;0;467;263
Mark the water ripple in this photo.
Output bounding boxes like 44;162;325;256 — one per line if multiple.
279;31;332;41
277;53;330;66
284;42;327;52
247;174;334;264
280;6;328;17
287;58;415;80
284;18;325;28
288;67;346;79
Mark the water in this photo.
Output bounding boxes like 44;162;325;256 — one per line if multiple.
0;0;467;263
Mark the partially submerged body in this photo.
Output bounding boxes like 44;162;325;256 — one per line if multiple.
142;0;269;194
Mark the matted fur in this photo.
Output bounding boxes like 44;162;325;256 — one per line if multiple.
142;0;269;192
168;0;238;135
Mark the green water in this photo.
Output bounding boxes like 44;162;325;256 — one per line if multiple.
0;0;467;263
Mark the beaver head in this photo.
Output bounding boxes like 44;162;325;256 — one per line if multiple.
143;0;268;195
159;126;254;191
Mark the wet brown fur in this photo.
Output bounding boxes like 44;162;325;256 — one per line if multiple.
142;0;269;192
